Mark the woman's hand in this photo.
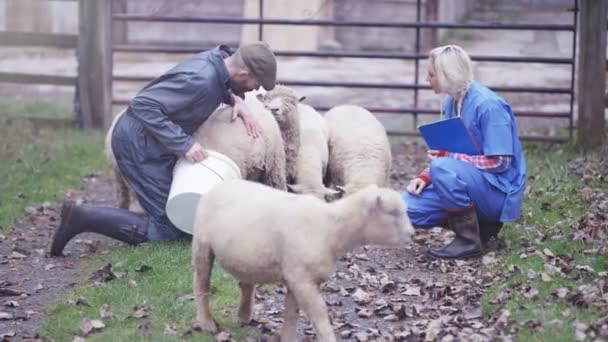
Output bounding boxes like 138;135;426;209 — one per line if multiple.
231;94;260;138
406;177;428;196
427;149;447;160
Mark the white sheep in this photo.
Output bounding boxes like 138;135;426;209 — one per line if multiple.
104;91;290;212
286;102;339;200
191;179;414;342
256;85;301;184
192;92;287;190
325;105;392;197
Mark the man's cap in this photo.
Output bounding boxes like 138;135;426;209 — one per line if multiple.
240;41;277;90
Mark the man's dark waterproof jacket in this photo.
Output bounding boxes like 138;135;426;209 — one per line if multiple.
111;46;233;240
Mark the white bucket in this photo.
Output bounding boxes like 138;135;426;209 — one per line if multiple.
166;150;242;234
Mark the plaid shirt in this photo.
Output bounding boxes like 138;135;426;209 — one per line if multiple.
417;152;513;184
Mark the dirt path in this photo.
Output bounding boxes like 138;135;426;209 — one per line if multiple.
0;142;505;341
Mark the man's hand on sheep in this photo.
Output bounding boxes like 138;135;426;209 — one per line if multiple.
231;94;261;138
185;142;208;163
406;177;428;196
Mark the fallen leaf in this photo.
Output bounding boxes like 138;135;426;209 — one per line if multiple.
164;323;177;335
356;308;373;318
0;311;14;320
80;319;105;336
128;305;149;319
67;297;90;307
402;285;421;296
4;300;18;308
89;263;117;283
354;331;369;341
352;288;372;304
527;269;537;279
425;319;442;341
523;287;539;300
1;332;16;339
383;314;399;321
100;304;112;318
215;331;231;341
9;252;27;259
541;273;552;282
482;254;497;266
176;294;195;301
543;248;555;258
135;265;152;273
138;320;152;335
72;337;86;342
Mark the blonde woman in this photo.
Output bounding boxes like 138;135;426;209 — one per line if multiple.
403;45;526;259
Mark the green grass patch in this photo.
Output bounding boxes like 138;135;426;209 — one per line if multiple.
0;99;73;119
40;241;247;341
0;114;107;233
481;142;608;341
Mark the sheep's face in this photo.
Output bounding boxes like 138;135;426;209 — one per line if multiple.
256;87;299;125
361;187;414;246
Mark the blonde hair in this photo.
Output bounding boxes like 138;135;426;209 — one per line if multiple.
429;45;474;101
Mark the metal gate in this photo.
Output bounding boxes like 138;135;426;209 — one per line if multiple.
111;0;578;142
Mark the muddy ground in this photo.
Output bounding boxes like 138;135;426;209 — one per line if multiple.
0;141;511;341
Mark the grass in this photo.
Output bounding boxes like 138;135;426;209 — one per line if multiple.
481;142;608;341
40;241;248;341
0;99;74;119
0;109;106;233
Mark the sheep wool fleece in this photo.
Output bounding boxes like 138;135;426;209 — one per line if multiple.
404;81;526;228
111;45;234;241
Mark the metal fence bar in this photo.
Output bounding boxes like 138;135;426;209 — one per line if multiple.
568;0;579;140
111;14;575;31
111;45;573;64
413;0;422;130
112;75;571;94
110;96;568;119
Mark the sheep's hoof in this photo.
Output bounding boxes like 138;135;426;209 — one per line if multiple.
192;319;218;333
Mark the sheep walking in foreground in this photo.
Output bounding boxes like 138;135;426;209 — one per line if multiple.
191;179;414;341
256;85;301;184
325;105;392;197
287;102;339;199
104;89;295;211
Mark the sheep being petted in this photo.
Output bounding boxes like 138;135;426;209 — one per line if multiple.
325;104;392;197
256;85;301;184
191;179;414;342
192;92;287;190
104;91;289;212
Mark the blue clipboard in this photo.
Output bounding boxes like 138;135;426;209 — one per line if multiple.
418;117;481;155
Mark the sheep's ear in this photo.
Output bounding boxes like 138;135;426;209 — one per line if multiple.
256;93;264;101
298;96;307;102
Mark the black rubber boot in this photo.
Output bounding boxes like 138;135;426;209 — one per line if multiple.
480;221;503;245
427;206;482;259
50;200;149;256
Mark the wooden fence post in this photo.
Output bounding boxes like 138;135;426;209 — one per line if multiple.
577;0;607;148
78;0;112;130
